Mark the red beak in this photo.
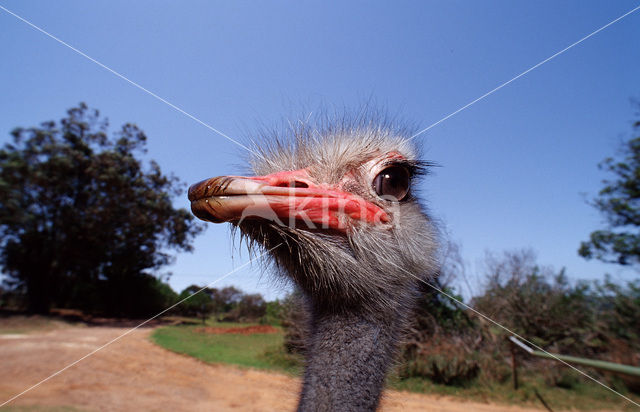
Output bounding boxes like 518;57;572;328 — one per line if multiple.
188;169;389;231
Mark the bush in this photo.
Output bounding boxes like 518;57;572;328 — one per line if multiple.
221;293;267;322
177;285;213;321
281;291;309;354
399;340;480;386
262;300;285;325
98;274;178;317
544;366;581;389
472;250;604;357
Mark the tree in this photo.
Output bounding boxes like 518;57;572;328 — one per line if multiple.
593;275;640;346
234;293;267;319
217;289;267;322
263;299;285;325
210;286;243;313
579;112;640;266
473;249;600;355
281;291;309;354
0;103;203;315
177;285;214;323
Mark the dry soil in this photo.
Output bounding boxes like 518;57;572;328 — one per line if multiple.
0;325;586;411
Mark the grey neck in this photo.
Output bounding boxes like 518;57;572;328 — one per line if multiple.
297;306;401;412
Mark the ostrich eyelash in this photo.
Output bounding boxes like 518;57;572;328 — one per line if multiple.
382;159;434;177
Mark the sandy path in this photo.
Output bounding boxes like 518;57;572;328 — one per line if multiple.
0;326;546;411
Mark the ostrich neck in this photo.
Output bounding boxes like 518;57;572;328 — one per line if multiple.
297;305;401;412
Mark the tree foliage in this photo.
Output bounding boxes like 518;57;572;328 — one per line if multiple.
177;285;214;321
473;250;601;355
211;285;243;313
176;285;267;322
593;275;640;347
0;103;202;315
472;250;640;390
579;113;640;265
219;288;267;322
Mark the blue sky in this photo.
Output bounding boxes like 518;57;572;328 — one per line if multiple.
1;1;639;300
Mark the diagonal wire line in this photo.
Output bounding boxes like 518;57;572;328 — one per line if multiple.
0;243;281;408
0;4;267;163
356;243;640;408
407;4;640;141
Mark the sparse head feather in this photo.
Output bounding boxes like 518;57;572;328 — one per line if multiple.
250;110;420;179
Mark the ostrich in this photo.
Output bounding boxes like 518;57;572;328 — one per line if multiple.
188;114;438;411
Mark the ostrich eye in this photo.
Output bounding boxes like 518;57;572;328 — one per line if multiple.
373;166;410;201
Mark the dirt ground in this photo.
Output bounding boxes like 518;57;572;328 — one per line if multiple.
0;325;567;411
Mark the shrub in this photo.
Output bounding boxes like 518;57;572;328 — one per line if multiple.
398;340;480;386
222;293;267;322
281;291;309;354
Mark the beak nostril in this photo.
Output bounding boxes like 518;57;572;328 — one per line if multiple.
275;180;309;188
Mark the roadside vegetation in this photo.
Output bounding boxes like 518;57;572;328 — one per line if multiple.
151;321;303;376
150;249;640;410
152;298;639;411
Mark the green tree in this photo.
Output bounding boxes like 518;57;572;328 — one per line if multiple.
0;103;203;315
579;113;640;265
470;251;593;387
178;285;214;322
594;275;640;346
473;249;600;355
210;285;243;313
263;299;285;325
233;293;267;320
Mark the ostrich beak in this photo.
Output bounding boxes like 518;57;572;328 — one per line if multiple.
188;169;389;231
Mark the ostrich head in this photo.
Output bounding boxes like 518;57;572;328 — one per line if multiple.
189;114;438;411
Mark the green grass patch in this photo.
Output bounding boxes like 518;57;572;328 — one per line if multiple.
150;322;303;375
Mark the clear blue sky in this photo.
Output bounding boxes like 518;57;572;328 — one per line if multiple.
1;1;639;300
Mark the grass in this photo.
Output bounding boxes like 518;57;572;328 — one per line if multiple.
388;373;640;411
151;320;640;411
150;322;303;375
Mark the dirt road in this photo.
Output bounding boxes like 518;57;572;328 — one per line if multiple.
0;326;547;411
